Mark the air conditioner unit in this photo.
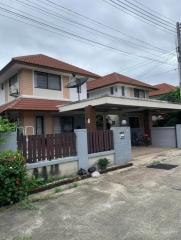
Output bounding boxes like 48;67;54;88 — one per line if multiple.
10;86;19;97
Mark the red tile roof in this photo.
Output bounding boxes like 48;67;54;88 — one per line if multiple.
149;83;177;97
0;98;69;113
0;54;99;78
87;72;157;91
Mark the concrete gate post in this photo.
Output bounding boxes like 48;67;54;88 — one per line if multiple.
74;129;89;170
111;127;132;165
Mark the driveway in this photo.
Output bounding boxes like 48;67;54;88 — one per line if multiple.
1;150;181;240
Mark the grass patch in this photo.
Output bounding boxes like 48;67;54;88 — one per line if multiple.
31;193;56;203
18;198;38;210
54;187;63;193
27;174;76;192
70;183;79;189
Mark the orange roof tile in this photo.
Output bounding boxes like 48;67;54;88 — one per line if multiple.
0;54;99;78
149;83;176;97
87;72;156;91
0;98;69;113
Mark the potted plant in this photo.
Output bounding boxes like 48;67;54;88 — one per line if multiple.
97;158;109;171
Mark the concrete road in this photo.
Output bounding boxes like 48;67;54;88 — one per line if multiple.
1;153;181;240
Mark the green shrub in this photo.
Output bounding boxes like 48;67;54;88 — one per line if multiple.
0;151;28;207
97;158;109;170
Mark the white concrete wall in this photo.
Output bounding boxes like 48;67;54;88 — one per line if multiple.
151;127;176;148
27;150;115;178
69;82;87;101
88;84;149;99
89;84;149;98
89;151;115;167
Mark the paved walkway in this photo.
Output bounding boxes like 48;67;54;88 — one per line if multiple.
1;149;181;240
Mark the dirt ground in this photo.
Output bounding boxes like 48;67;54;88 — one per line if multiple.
1;148;181;240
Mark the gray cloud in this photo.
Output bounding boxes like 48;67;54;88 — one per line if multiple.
0;0;180;85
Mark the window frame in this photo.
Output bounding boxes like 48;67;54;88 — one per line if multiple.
110;86;114;95
134;88;145;98
34;71;62;91
36;116;44;135
9;74;18;87
121;86;125;96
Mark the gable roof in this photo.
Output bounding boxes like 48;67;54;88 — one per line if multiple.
87;72;157;91
0;54;99;78
0;97;69;114
149;83;177;97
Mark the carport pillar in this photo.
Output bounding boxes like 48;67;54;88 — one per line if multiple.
143;110;152;138
85;105;96;131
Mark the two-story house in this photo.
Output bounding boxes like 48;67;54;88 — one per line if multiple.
87;72;156;129
0;54;99;135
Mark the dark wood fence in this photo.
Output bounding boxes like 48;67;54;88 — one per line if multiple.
17;133;76;163
87;130;114;154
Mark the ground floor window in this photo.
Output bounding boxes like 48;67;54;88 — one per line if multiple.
62;117;74;132
36;116;44;135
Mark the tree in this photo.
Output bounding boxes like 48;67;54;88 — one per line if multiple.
159;88;180;103
153;88;181;127
0;118;16;143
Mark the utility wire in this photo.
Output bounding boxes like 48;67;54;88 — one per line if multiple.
0;5;176;65
102;0;175;34
136;52;177;78
40;0;169;53
11;0;166;57
120;50;176;73
144;68;177;79
119;0;174;27
132;0;175;23
109;0;175;31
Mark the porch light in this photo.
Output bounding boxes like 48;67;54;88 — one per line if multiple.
121;120;127;126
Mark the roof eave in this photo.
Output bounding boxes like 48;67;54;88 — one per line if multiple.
0;59;100;79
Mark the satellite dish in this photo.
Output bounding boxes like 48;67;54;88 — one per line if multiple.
67;76;88;100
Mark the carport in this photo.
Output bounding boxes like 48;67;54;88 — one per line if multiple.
59;95;181;148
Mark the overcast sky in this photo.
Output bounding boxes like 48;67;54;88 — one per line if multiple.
0;0;180;85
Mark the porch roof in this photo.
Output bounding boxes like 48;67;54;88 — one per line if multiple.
59;96;181;113
0;97;70;113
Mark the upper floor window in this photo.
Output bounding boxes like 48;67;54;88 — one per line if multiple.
110;86;114;95
134;88;145;98
35;71;61;90
9;74;18;87
121;86;125;96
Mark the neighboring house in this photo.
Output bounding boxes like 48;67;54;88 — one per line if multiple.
87;72;155;99
0;54;99;135
149;83;177;99
87;72;156;129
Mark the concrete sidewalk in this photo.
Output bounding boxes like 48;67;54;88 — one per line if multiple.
1;149;181;240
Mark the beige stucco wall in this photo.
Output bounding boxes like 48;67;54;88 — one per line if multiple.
19;69;33;95
20;111;54;135
22;111;35;135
